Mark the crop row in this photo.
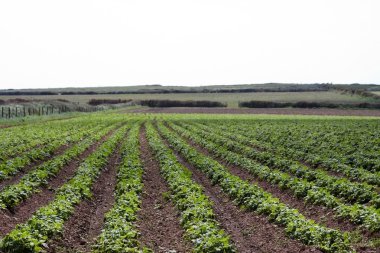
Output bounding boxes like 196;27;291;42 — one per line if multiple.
0;123;116;209
93;123;150;252
188;122;379;207
222;119;380;172
146;122;234;252
0;123;130;253
0;118;108;162
0;122;112;182
0;121;68;152
211;121;380;186
171;122;380;233
0;126;74;161
157;122;353;252
0;117;97;158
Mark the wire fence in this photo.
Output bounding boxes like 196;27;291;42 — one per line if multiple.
0;105;103;119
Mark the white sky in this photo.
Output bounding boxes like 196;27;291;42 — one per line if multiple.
0;0;379;89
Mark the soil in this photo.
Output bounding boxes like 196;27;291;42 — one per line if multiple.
129;107;380;117
157;127;321;253
136;126;191;253
0;128;116;237
217;125;367;182
46;130;126;253
165;125;379;252
195;122;378;199
0;142;73;190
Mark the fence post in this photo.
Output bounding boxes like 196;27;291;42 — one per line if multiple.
1;107;3;118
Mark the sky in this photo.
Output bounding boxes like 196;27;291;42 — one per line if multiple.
0;0;379;89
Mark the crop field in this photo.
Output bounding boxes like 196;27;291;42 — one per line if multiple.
0;90;375;108
0;113;379;252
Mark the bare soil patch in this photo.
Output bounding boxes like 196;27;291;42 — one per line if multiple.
136;126;191;253
46;130;125;253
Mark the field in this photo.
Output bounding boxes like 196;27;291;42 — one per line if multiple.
0;112;379;252
0;90;376;108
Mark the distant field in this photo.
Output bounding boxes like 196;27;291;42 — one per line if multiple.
0;83;331;94
0;91;375;108
372;91;380;95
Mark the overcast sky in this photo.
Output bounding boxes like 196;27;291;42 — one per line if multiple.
0;0;379;89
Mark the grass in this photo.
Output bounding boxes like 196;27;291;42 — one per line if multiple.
0;83;329;93
0;91;375;108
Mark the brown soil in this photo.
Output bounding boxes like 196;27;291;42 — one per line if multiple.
0;142;73;190
181;130;355;228
217;125;367;182
46;131;126;253
166;125;380;251
198;123;377;195
157;127;320;253
130;107;380;117
0;128;116;237
136;126;191;253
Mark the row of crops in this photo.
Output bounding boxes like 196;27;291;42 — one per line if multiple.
0;113;379;252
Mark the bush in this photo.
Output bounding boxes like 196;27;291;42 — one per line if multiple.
239;100;380;109
88;99;132;106
139;99;226;107
238;101;291;108
292;101;339;108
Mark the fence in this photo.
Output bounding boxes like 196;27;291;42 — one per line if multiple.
0;105;103;119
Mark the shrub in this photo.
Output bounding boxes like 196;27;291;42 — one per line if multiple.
139;99;226;107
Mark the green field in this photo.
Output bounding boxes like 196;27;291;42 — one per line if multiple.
0;112;379;252
0;90;375;108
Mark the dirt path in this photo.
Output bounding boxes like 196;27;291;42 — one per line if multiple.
0;127;117;237
136;126;191;253
46;130;126;252
129;107;380;116
156;127;320;253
